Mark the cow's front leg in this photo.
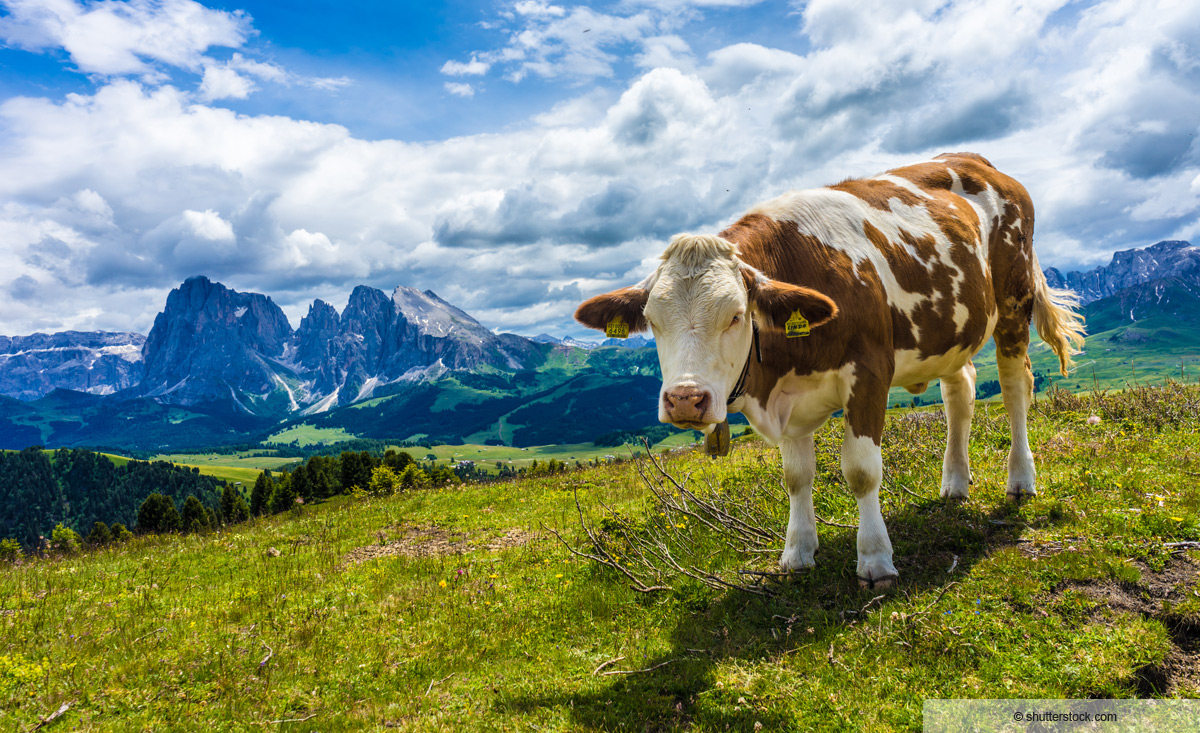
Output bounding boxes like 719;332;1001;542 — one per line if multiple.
841;388;897;588
779;434;818;571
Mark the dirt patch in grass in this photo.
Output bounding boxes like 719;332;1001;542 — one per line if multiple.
341;524;540;567
1052;554;1200;696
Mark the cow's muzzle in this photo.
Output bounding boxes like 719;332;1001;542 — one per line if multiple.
662;387;713;426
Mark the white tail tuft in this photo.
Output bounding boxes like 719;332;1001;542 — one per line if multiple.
1031;252;1086;377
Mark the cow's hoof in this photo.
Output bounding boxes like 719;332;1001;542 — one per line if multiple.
939;483;969;500
858;574;898;590
856;555;898;589
779;549;816;572
1005;483;1037;502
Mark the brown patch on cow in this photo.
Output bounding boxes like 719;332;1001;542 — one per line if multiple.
830;177;925;212
891;306;917;351
340;524;539;568
935;151;996;169
1041;555;1200;696
575;286;649;334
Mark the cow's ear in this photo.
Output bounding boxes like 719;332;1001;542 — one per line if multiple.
575;287;650;333
743;270;837;333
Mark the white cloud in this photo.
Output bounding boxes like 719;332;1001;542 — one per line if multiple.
444;82;476;98
441;57;491;76
199;64;254;100
181;209;235;241
0;0;250;76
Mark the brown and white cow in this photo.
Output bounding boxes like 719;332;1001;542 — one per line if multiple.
576;153;1085;588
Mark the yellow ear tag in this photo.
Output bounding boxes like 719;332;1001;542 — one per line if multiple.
785;311;810;338
605;316;630;339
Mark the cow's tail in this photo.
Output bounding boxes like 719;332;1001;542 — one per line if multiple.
1030;251;1086;377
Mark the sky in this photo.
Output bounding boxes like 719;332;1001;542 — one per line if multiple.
0;0;1198;340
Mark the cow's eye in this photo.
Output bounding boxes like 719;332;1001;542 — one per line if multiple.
729;314;742;328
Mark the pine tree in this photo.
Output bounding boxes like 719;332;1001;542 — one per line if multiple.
251;471;272;516
291;462;312;501
86;521;112;546
138;493;181;533
221;485;250;523
269;473;297;514
383;449;415;471
341;451;375;494
221;484;236;522
110;523;133;543
181;495;210;533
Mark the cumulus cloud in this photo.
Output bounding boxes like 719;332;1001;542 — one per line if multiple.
199;65;254;100
440;0;703;84
0;0;250;76
1;0;1200;339
0;0;350;103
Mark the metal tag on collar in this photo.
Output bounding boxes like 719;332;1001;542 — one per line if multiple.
705;419;731;458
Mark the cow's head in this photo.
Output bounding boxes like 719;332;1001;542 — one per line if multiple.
575;234;837;432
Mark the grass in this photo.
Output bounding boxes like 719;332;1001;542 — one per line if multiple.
265;425;360;447
411;430;707;473
2;383;1198;730
151;452;303;485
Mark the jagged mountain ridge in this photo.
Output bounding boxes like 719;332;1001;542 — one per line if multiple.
290;284;541;410
132;276;547;413
0;331;145;401
1044;240;1199;304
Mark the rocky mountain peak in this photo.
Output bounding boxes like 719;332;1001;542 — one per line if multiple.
1044;240;1198;304
140;278;294;405
391;286;487;341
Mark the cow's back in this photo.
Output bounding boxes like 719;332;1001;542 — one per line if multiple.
722;153;1030;393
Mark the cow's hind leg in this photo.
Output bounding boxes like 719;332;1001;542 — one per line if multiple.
939;361;976;499
779;435;818;571
997;350;1036;499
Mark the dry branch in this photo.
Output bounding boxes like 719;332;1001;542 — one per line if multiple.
268;713;317;724
27;702;69;732
599;659;678;676
592;656;625;675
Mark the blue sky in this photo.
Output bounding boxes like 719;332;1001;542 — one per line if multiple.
1;0;1198;339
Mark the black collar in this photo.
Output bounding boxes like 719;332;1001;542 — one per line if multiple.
726;322;761;406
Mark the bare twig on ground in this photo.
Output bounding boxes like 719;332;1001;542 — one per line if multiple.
423;673;454;698
592;656;625;675
27;702;69;732
259;641;274;669
599;659;678;676
815;515;857;529
268;713;317;724
133;627;166;644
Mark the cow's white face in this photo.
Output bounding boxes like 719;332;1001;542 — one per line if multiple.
642;245;753;430
575;233;839;432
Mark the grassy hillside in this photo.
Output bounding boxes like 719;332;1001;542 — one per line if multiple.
2;382;1198;730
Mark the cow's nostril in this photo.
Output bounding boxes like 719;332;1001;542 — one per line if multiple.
695;392;710;415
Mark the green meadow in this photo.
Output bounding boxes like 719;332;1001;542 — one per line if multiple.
3;383;1198;730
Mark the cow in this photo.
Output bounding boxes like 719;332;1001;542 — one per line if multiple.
575;153;1085;588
